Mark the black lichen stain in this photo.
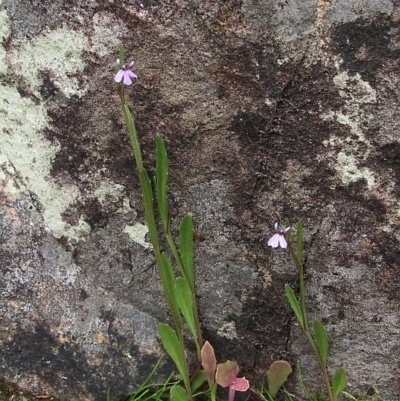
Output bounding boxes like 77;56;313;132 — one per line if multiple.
2;321;151;401
379;141;400;191
79;288;90;301
231;112;268;145
3;322;101;396
331;15;400;84
62;198;109;230
39;71;60;100
374;233;400;301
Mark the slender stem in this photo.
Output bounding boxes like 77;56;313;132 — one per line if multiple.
287;240;335;401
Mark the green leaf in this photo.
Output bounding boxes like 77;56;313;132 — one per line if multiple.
161;253;180;321
191;370;207;393
284;284;305;329
175;277;197;345
155;134;169;232
296;218;303;263
266;360;292;398
215;360;239;388
170;385;188;401
179;214;194;289
124;105;143;170
139;169;157;245
159;324;187;384
332;367;347;400
313;320;328;367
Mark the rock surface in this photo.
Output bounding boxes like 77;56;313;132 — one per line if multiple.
0;0;399;400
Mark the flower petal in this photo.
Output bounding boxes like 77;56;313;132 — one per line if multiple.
278;235;287;248
116;58;121;66
127;70;138;79
123;72;133;86
230;377;250;392
268;234;280;248
114;69;124;83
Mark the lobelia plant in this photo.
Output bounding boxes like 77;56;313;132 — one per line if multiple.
114;45;203;400
113;44;293;401
268;219;348;401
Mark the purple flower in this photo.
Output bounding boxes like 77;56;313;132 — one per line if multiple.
114;59;138;86
268;222;290;248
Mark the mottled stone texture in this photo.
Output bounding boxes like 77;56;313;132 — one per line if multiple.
0;0;399;400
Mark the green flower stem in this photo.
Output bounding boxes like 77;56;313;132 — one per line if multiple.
118;89;192;398
287;240;335;401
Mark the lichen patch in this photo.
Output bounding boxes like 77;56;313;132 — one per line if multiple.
319;64;377;189
0;9;10;74
9;26;89;98
124;223;151;249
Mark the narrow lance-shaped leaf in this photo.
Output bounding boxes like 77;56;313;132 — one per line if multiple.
158;324;188;388
296;218;303;263
313;320;328;367
179;214;194;289
155;134;169;232
267;360;292;398
138;169;156;244
161;253;181;324
332;367;347;400
191;370;207;393
285;284;305;329
175;277;198;352
124;105;143;170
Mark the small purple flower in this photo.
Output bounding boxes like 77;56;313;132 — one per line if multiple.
114;59;138;86
268;222;290;248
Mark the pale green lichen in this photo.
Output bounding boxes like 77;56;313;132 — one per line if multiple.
91;13;128;57
124;223;152;249
9;26;89;98
0;9;10;74
336;152;375;187
0;12;138;243
319;63;377;189
0;8;94;241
